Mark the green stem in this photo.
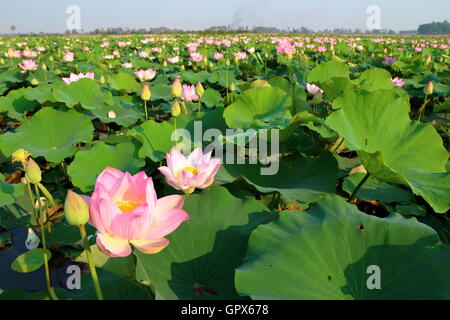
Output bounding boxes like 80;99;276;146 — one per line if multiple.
198;100;201;113
79;224;104;300
34;184;57;300
417;95;428;122
349;172;370;202
225;66;229;105
26;182;39;226
144;100;148;120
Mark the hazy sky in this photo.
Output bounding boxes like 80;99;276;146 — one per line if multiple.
0;0;449;33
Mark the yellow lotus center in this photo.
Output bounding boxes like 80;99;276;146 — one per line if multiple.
117;201;139;213
176;166;199;179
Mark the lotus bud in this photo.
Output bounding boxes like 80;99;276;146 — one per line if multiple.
163;60;168;67
25;158;42;184
180;101;188;115
64;190;89;226
30;78;39;86
141;84;151;101
99;74;105;84
195;81;205;97
209;62;214;69
41;63;47;70
12;148;31;163
172;78;182;98
180;65;185;71
225;59;230;66
230;81;236;92
171;100;181;117
0;58;5;64
7;48;14;58
49;56;54;62
423;81;433;95
425;54;431;65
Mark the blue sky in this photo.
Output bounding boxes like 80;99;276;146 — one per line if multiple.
0;0;449;33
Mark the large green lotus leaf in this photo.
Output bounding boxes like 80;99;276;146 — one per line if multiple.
149;83;172;101
107;72;141;93
235;196;450;300
354;68;394;92
216;153;339;204
201;88;223;108
0;107;94;163
23;84;57;104
326;90;449;213
180;70;212;84
223;87;292;130
67;141;145;192
0;88;39;119
134;186;275;300
318;77;356;101
307;60;349;83
52;78;113;110
127;120;176;162
0;173;24;207
55;269;151;300
343;172;414;204
85;96;142;127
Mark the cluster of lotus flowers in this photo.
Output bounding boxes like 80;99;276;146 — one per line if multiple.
64;147;221;257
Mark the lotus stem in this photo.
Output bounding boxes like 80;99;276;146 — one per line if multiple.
349;172;370;202
79;224;104;300
144;100;148;120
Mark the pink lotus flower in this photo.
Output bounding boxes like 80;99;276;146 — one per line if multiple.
63;52;74;62
392;77;405;87
139;51;149;58
180;84;199;102
382;56;398;66
122;62;133;69
317;45;327;53
22;49;37;58
306;83;323;95
167;56;180;64
158;147;221;194
19;59;38;71
276;39;296;56
83;46;90;52
214;52;224;60
190;52;204;62
235;52;247;60
62;72;95;84
85;167;189;257
135;69;157;82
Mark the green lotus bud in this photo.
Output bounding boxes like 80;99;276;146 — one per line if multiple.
99;74;105;84
225;59;230;66
163;60;168;67
425;54;431;65
25;158;42;184
171;100;181;117
141;84;151;101
41;63;47;70
64;190;89;226
0;58;5;64
423;81;433;95
30;78;39;86
195;81;205;97
49;56;54;62
180;65;185;71
180;102;188;115
230;81;236;92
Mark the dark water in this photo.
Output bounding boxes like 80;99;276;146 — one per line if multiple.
0;227;75;292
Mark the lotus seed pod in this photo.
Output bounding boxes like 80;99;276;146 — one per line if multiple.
25;158;42;184
12;149;31;163
141;84;151;101
64;190;89;226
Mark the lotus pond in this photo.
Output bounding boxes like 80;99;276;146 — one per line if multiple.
0;34;449;300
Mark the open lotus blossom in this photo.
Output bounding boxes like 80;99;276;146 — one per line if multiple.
63;52;74;62
85;167;190;257
167;56;180;64
22;49;37;58
306;83;323;95
135;69;156;82
214;52;224;60
122;62;133;68
158;147;221;194
19;59;38;71
139;51;149;58
190;52;204;62
62;72;95;84
180;84;199;102
276;39;296;56
382;56;398;65
235;52;247;60
392;77;406;87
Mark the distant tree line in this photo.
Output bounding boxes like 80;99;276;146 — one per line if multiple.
418;21;450;34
